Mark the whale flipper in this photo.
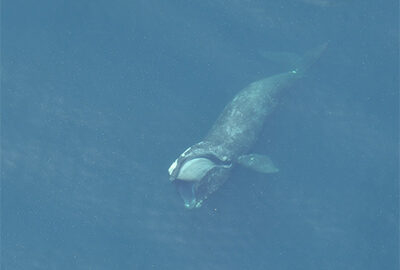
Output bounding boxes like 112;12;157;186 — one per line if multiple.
236;153;279;174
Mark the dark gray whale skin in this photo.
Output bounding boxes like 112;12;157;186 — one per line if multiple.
169;44;327;209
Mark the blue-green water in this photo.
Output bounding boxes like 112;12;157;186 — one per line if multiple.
2;0;398;269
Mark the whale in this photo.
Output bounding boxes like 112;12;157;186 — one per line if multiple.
168;44;327;209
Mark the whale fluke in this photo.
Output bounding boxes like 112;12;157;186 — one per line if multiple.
293;42;328;77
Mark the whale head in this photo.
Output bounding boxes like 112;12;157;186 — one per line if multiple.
168;142;232;209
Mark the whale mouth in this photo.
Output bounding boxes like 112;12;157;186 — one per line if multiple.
169;154;232;181
174;180;200;209
169;152;232;209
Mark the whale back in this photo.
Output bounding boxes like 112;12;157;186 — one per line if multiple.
205;71;300;157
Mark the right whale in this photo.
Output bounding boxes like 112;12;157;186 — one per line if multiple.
168;43;328;209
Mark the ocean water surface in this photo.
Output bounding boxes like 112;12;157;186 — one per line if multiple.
2;0;398;269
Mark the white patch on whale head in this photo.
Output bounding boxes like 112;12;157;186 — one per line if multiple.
168;159;178;175
181;146;192;157
168;146;193;176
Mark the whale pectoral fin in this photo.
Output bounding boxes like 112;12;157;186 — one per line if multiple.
236;153;279;174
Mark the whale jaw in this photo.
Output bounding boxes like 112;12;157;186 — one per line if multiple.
168;143;232;209
174;180;202;209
